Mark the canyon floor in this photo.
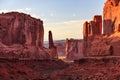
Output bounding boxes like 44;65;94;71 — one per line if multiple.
1;56;120;80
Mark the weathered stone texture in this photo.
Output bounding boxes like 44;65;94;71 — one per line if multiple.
49;31;55;48
83;15;102;39
0;12;44;47
104;0;120;35
66;39;83;60
83;15;102;56
0;12;58;59
48;31;58;59
82;0;120;57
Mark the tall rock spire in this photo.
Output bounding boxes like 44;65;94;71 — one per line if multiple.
49;30;55;48
48;30;58;59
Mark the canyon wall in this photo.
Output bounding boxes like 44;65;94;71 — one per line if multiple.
66;39;83;60
83;0;120;56
0;12;58;59
83;15;102;56
104;0;120;35
0;12;44;47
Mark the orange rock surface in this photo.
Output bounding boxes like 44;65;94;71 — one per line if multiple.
104;0;120;35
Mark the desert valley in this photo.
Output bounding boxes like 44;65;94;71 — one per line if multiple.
1;0;120;80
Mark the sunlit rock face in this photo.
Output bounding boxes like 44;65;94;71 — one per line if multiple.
83;15;103;56
66;39;83;60
104;0;120;35
84;35;112;56
0;12;58;59
0;12;44;47
83;15;102;40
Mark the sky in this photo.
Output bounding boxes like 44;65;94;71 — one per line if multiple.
0;0;105;41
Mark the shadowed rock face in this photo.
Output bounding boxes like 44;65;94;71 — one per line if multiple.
48;31;58;59
66;39;83;60
104;0;120;35
0;12;44;47
49;31;55;48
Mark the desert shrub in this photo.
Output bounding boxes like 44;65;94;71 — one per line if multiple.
84;77;89;80
67;77;73;80
17;70;27;75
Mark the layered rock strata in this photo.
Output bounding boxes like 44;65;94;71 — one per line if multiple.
0;12;58;59
104;0;120;35
83;15;102;56
66;39;83;60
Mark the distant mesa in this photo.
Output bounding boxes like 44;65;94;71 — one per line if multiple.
0;12;58;59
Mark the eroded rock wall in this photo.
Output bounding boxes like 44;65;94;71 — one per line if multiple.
66;39;83;60
104;0;120;35
83;15;102;56
0;12;44;47
0;12;57;59
82;0;120;57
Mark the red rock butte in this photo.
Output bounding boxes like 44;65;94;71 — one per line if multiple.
0;12;58;59
0;12;44;47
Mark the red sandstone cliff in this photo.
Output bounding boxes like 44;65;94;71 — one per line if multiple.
83;0;120;56
66;39;83;60
83;15;102;56
0;12;44;47
104;0;120;35
0;12;58;59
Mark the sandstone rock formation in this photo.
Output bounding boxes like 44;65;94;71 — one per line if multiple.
0;12;44;47
0;12;58;59
49;31;55;48
83;15;102;56
83;15;102;40
104;0;120;35
84;0;120;56
84;35;112;56
54;40;66;56
66;38;83;60
83;4;120;56
48;31;58;59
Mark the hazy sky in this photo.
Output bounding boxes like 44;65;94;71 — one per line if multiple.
0;0;105;41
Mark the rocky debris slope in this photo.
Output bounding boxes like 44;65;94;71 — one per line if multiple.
51;56;120;80
0;12;58;59
0;59;68;80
